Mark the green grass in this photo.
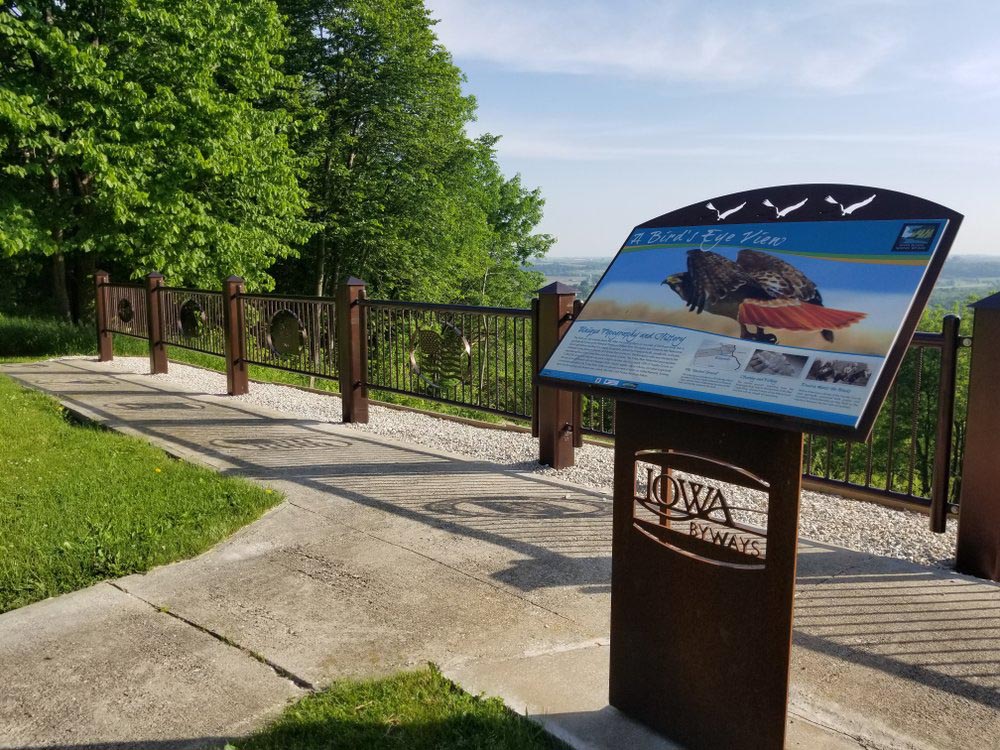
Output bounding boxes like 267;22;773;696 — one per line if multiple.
230;666;564;750
0;312;148;363
0;375;282;613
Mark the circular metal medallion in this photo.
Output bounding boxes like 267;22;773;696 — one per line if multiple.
268;309;307;358
409;321;471;390
117;298;134;324
179;299;205;338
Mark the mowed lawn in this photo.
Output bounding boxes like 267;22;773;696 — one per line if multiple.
235;667;564;750
0;374;281;613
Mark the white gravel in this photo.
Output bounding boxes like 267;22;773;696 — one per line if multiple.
90;356;958;568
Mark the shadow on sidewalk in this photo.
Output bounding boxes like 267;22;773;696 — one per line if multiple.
6;361;999;717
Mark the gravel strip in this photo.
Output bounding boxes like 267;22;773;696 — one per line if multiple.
86;356;958;568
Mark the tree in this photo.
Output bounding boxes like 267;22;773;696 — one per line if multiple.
277;0;551;305
0;0;313;320
452;134;551;306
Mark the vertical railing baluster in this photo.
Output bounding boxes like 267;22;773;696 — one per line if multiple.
885;387;899;491
906;346;924;497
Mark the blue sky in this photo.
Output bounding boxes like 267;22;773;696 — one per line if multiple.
426;0;1000;258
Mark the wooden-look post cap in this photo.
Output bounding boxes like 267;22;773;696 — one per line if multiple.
146;271;164;280
225;275;245;285
537;281;577;296
95;270;110;278
343;276;366;287
970;291;1000;310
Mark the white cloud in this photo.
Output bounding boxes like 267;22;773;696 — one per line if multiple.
948;50;1000;97
427;0;914;92
472;116;999;162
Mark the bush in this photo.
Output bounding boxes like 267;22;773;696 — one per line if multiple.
0;313;146;359
0;314;97;357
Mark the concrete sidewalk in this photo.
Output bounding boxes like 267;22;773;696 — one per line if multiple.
1;358;997;750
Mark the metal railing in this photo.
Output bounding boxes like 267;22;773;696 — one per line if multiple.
580;394;617;437
159;287;227;357
801;317;970;529
95;273;972;530
102;284;148;339
362;299;534;419
242;293;339;379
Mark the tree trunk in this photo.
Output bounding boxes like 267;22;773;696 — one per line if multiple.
314;232;327;296
331;253;343;297
74;253;97;323
52;252;71;321
314;151;333;296
49;168;71;320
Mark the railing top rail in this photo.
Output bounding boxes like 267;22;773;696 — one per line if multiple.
103;282;144;289
241;291;338;304
160;286;223;295
362;298;532;317
910;330;972;349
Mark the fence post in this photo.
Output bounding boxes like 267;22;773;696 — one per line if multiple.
337;277;369;424
223;276;249;396
531;297;540;438
145;272;168;374
928;314;962;533
94;270;113;362
572;298;584;448
535;282;576;468
956;292;1000;581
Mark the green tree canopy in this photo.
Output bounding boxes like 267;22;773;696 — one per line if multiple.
0;0;313;318
278;0;552;305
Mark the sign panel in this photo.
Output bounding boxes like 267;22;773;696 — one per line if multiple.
538;184;962;439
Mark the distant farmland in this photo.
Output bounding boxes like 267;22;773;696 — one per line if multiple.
530;254;1000;307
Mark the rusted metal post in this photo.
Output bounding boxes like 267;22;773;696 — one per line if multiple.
145;272;168;374
536;282;576;468
223;276;249;396
572;299;584;448
929;314;961;533
956;293;1000;581
94;270;112;362
337;277;369;424
610;402;802;750
530;297;540;439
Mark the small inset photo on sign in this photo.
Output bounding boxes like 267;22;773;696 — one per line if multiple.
693;339;745;371
806;359;872;387
745;350;809;378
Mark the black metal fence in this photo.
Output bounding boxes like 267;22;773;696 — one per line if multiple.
96;274;971;528
242;293;339;379
103;284;148;339
159;287;227;357
363;300;534;419
801;319;971;529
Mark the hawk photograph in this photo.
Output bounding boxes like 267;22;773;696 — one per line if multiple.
575;235;919;357
662;249;866;345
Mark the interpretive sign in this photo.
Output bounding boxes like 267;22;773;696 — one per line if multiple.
543;185;963;750
538;184;962;439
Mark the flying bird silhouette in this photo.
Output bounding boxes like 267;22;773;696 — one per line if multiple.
662;249;866;343
825;193;876;216
762;197;808;218
706;201;746;221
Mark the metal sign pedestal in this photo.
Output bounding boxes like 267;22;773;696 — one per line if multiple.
609;400;803;750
